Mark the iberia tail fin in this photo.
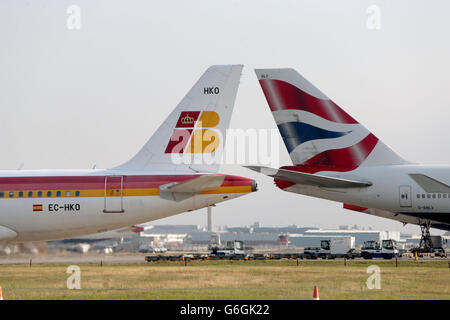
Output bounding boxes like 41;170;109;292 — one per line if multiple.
114;65;243;172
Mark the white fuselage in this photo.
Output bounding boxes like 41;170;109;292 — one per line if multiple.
282;165;450;229
0;169;255;242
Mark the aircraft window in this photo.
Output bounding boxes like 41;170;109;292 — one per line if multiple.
28;191;33;197
18;191;23;198
9;192;14;198
432;194;436;199
56;191;62;197
445;194;448;198
416;194;420;199
66;191;71;197
37;191;43;197
427;194;431;199
0;192;4;198
421;194;425;198
75;191;80;197
47;191;52;197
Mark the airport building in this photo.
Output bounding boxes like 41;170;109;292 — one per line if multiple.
140;224;401;248
1;223;417;255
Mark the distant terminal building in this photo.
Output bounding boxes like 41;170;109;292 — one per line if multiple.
140;225;203;246
225;225;315;235
188;231;281;246
139;224;401;248
140;224;319;246
144;225;203;234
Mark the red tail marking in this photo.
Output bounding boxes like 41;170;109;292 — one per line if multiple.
132;227;144;233
259;79;358;124
274;134;378;190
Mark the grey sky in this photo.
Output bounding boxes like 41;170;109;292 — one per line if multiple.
1;0;449;234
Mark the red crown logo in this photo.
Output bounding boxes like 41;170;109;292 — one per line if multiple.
180;114;195;125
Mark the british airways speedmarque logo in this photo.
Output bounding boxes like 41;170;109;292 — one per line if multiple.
278;121;352;153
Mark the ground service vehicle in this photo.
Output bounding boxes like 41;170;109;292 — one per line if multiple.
304;237;356;259
213;240;245;256
361;239;398;259
411;235;448;257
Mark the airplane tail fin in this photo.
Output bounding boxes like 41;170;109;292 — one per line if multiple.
114;65;243;172
255;68;409;172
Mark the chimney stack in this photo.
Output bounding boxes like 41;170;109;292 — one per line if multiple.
207;206;214;232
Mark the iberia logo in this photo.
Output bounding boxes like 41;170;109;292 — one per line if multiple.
165;111;220;153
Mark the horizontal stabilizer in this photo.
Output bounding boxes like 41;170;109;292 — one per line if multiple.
245;166;372;188
408;174;450;193
159;174;225;202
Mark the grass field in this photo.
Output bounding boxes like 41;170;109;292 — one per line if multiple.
0;259;449;299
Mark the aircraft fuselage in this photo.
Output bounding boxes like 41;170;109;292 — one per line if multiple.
281;165;450;230
0;169;255;242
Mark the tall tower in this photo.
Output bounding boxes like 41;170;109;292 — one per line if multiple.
207;206;214;232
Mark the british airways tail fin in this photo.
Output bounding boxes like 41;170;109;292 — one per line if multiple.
255;68;409;171
114;65;243;172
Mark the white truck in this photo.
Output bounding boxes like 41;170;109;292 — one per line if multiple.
304;237;356;259
430;236;448;257
361;239;398;259
213;240;245;257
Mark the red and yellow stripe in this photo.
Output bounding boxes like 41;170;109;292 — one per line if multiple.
0;174;254;199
